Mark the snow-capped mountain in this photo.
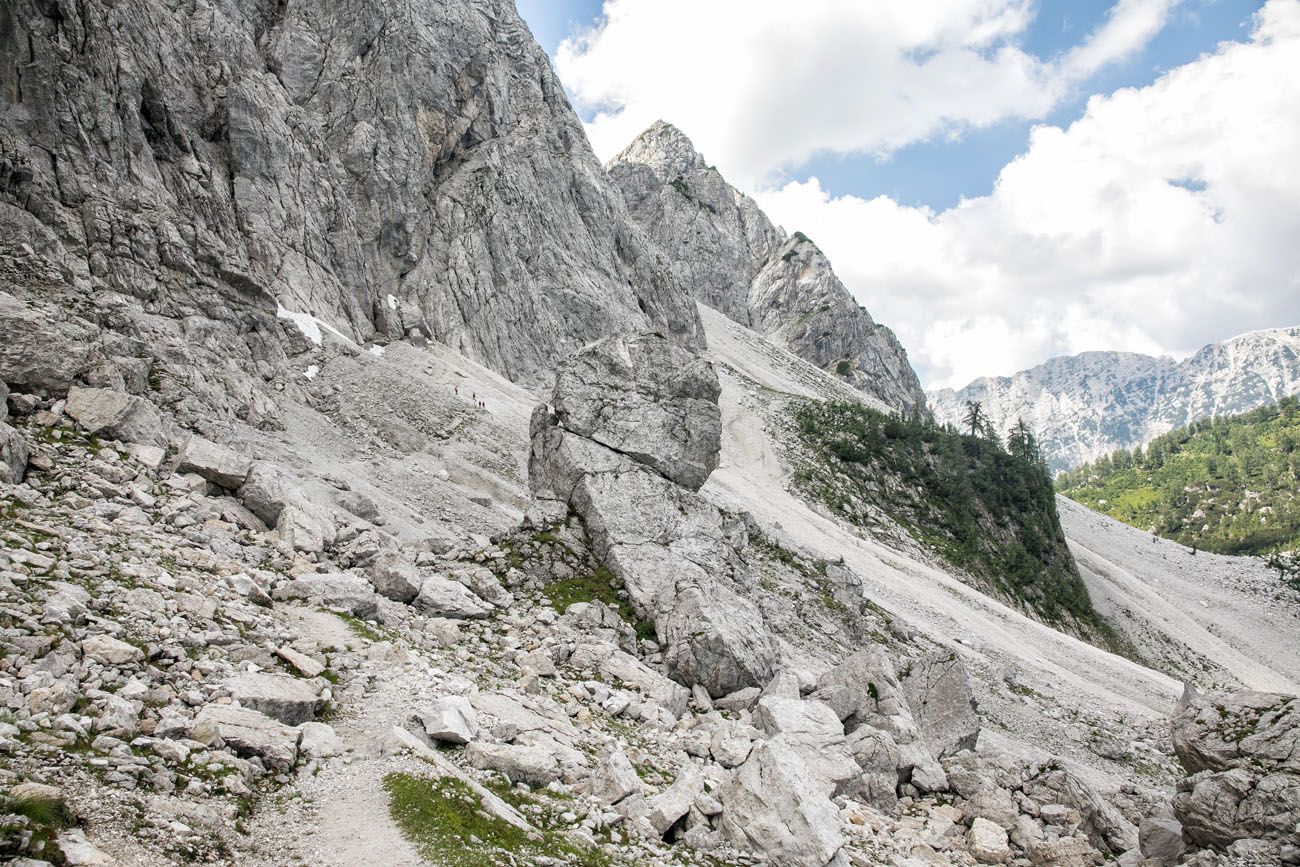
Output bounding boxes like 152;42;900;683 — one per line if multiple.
928;326;1300;471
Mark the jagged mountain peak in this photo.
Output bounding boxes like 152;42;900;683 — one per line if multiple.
610;119;709;177
606;123;927;413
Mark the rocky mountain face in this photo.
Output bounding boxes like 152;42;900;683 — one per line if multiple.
607;121;926;414
0;0;702;397
929;327;1300;472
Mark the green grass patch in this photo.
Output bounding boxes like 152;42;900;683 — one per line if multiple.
383;774;610;867
543;567;656;642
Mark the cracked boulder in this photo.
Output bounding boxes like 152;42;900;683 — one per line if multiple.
529;332;778;698
898;649;980;758
65;386;167;449
718;738;848;867
1171;685;1300;852
549;332;721;491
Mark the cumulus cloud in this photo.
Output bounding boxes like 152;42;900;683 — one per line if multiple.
755;2;1300;388
557;0;1181;185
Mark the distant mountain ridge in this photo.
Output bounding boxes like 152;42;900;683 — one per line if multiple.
928;326;1300;471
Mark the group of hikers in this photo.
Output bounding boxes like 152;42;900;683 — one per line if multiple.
453;382;487;411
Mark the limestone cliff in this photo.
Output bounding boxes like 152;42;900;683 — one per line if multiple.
0;0;702;392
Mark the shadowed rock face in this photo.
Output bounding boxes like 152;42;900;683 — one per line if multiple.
0;0;702;392
607;121;926;413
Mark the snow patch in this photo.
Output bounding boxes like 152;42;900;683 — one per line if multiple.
369;345;385;357
277;304;322;346
386;294;398;310
304;365;320;381
276;303;356;348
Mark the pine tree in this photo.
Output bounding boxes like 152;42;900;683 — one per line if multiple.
963;400;986;437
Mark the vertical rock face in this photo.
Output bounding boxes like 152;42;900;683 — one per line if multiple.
607;121;926;413
0;0;702;389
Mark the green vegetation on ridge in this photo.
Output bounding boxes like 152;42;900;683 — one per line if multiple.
791;400;1106;634
1057;396;1300;556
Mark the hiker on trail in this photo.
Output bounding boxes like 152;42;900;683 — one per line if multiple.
454;384;458;395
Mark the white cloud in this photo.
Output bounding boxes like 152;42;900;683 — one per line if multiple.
557;0;1181;185
755;2;1300;389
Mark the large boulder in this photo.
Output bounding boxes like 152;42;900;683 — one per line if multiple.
65;386;166;448
418;696;478;745
239;462;307;526
194;704;299;771
466;742;561;787
273;573;380;618
574;469;778;697
527;330;778;699
812;646;946;791
177;435;253;489
753;695;861;798
1171;686;1300;851
366;552;423;604
0;291;98;394
550;333;721;491
227;671;322;726
718;738;848;867
413;574;492;619
898;650;980;758
0;421;27;484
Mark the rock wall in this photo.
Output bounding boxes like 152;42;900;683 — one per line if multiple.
607;121;926;413
0;0;703;393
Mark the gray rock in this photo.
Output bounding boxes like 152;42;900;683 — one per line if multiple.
569;645;690;719
1171;686;1300;850
277;502;336;555
718;738;847;867
812;646;945;789
573;468;778;697
298;722;344;759
845;726;901;812
1138;818;1186;866
0;421;27;484
466;742;560;787
366;552;423;604
753;695;861;798
0;292;98;396
0;380;7;421
608;121;925;413
273;573;379;619
177;435;252;489
194;704;299;771
968;817;1012;864
81;635;144;666
898;650;981;758
550;332;722;491
239;463;307;527
645;765;705;836
591;750;642;805
64;386;166;448
227;671;321;726
413;574;492;619
418;696;478;745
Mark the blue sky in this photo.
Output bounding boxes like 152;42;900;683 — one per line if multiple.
519;0;1264;209
515;1;1298;390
